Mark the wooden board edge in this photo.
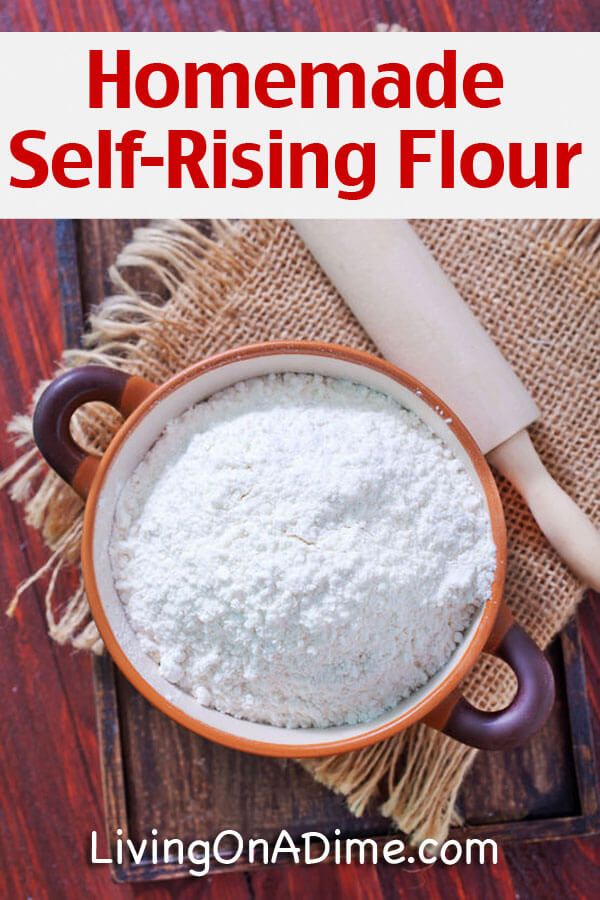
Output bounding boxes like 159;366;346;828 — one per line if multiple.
561;604;600;817
92;654;133;885
54;219;84;348
55;221;130;885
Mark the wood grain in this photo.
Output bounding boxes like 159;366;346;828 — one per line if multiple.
1;1;600;897
0;221;120;899
2;0;599;31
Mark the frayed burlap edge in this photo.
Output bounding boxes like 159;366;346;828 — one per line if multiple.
1;220;249;652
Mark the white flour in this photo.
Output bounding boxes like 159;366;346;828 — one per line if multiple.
110;374;496;728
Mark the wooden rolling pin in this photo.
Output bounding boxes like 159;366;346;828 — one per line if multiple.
291;219;600;592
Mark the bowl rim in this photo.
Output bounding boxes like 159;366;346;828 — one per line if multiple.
82;340;507;757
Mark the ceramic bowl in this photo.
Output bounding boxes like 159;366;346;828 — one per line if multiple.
33;341;555;756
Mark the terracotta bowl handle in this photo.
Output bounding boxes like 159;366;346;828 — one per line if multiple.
33;365;156;498
427;609;555;751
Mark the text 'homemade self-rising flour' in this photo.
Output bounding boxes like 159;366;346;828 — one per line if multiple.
110;374;496;728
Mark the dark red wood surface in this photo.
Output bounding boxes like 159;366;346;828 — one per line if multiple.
1;2;599;897
2;0;600;31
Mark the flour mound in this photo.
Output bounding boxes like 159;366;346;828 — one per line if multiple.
110;374;496;728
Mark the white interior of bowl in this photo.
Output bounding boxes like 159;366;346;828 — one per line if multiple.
92;352;492;749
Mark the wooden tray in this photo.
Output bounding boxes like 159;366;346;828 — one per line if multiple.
56;219;600;883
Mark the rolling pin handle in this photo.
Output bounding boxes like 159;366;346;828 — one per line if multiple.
489;430;600;592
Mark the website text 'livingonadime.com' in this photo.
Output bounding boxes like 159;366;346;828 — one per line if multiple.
91;829;498;875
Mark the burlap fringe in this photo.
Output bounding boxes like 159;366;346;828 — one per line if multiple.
1;219;244;652
302;727;476;843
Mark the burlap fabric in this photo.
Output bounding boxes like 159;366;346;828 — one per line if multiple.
2;218;599;842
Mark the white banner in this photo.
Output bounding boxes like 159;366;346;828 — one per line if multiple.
0;31;598;218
